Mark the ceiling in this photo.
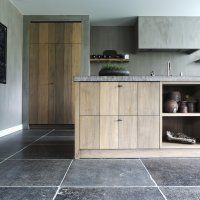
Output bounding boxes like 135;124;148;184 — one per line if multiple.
10;0;200;26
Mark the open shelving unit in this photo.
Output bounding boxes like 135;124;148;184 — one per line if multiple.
160;82;200;149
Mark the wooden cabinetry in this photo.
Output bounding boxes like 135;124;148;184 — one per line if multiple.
100;82;137;150
76;81;160;158
138;82;160;115
80;116;100;149
29;22;82;125
138;116;160;148
80;82;100;115
137;82;160;149
100;116;119;149
119;83;138;115
76;81;200;158
100;82;118;115
79;82;138;150
100;116;138;150
118;116;137;149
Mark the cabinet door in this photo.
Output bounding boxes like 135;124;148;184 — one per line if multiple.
29;22;81;125
80;83;100;115
80;116;100;149
119;82;137;115
118;116;137;149
138;82;160;115
138;116;160;148
100;82;118;115
100;116;118;149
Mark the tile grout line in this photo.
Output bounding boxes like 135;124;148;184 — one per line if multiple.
52;159;73;200
1;185;200;188
0;186;59;188
7;159;71;161
0;129;55;165
139;159;167;200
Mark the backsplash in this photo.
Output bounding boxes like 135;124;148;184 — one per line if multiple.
90;26;200;76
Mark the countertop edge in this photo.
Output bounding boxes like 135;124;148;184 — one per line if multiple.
74;76;200;82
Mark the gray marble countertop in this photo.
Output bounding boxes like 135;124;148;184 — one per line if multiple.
74;76;200;82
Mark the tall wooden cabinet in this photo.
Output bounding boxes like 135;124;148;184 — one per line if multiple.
29;22;82;125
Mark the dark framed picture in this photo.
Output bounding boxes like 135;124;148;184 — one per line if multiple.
0;22;7;84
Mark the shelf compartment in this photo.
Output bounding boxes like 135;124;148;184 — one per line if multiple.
162;142;200;149
162;84;200;113
162;113;200;117
162;116;200;148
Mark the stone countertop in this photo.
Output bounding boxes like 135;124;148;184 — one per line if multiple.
74;76;200;82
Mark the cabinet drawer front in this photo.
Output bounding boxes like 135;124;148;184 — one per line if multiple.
100;116;118;149
80;116;100;149
100;82;118;115
119;83;137;115
80;83;100;115
138;116;160;148
118;116;137;149
138;82;160;115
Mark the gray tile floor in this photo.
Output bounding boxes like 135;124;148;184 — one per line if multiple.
0;129;200;199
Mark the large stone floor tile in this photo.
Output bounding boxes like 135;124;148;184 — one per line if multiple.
0;129;50;159
11;144;74;159
160;187;200;200
62;159;155;186
0;160;71;186
142;158;200;186
34;136;74;145
55;187;164;200
47;130;74;137
0;187;57;200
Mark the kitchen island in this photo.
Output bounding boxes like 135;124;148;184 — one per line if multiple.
74;76;200;159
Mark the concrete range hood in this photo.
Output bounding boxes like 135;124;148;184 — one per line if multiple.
136;16;200;53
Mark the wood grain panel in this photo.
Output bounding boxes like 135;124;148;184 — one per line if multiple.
100;116;118;149
71;44;81;123
29;22;82;125
48;45;56;123
64;23;73;44
71;43;81;76
29;23;39;44
38;44;49;123
55;44;64;124
138;82;160;115
64;23;82;44
138;116;160;148
75;83;80;158
72;23;82;43
39;23;49;44
80;82;100;115
64;44;72;124
48;23;56;44
55;23;64;44
29;44;39;124
118;116;137;149
100;82;118;115
119;82;137;115
80;116;100;149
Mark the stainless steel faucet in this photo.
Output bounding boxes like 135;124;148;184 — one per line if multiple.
167;61;171;76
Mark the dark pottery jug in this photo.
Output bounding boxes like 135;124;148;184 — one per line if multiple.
164;100;178;113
